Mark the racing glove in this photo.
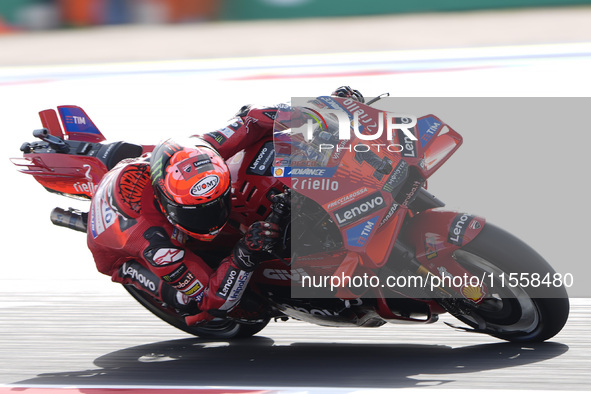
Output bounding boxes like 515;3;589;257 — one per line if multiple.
332;86;365;103
232;221;281;272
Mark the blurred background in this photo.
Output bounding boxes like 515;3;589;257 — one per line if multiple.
1;0;591;67
4;0;591;30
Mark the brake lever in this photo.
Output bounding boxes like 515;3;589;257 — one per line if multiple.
33;128;70;153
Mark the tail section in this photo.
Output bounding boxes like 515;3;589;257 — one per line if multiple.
38;105;107;143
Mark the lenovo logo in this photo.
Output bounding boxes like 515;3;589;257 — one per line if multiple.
333;192;386;227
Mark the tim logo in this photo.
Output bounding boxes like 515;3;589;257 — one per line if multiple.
66;115;86;125
346;216;379;247
73;116;86;124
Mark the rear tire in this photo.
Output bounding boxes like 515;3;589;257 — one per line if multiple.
124;285;270;339
444;223;569;342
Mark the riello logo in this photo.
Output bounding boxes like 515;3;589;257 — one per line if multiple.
305;104;418;153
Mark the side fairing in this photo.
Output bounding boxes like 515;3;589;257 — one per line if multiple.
403;208;487;302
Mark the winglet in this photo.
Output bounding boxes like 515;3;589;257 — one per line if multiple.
57;105;106;142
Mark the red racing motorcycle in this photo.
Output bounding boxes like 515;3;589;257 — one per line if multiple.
12;96;569;342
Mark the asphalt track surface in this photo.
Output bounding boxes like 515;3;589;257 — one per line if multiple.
1;9;591;393
0;293;589;391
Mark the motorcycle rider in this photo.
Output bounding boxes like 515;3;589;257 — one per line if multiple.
87;86;364;326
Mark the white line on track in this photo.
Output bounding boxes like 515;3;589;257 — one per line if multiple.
1;42;591;84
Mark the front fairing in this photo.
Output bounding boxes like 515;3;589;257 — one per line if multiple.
272;96;463;270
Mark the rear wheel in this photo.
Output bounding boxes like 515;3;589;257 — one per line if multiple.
124;285;270;339
443;223;569;342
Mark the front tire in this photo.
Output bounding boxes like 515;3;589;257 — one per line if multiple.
124;285;270;339
444;223;569;342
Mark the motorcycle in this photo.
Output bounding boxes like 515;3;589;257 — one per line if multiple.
12;97;569;343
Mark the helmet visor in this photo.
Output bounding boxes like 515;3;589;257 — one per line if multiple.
160;188;231;236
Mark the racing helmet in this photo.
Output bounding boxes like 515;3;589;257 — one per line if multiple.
150;138;231;241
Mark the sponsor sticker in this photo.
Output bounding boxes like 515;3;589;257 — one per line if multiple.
292;178;339;192
448;213;476;246
101;197;116;227
263;268;309;281
333;192;386;228
58;106;100;135
274;157;290;166
90;184;117;238
246;141;274;176
382;160;409;193
190;175;219;196
395;176;424;207
216;267;239;300
228;121;242;131
184;279;204;297
424;236;439;260
228;271;252;302
462;285;485;303
273;166;291;177
119;261;159;296
162;264;188;283
331;140;349;161
73;180;98;195
397;129;417;158
262;110;277;120
379;202;399;227
194;291;205;303
235;248;256;271
217;127;235;139
417;116;442;148
171;270;195;290
171;228;188;245
290;167;337;178
206;131;227;145
316;96;341;109
346;216;379;247
326;187;368;211
152;248;185;265
469;219;482;230
179;156;213;181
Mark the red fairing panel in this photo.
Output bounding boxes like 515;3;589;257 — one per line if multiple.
13;153;108;199
403;208;487;302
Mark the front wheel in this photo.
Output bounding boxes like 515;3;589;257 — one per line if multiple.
124;285;270;339
442;223;569;342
